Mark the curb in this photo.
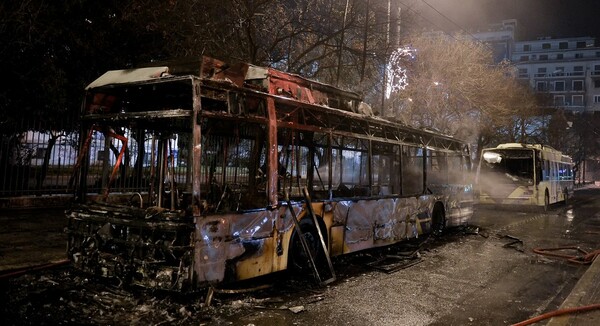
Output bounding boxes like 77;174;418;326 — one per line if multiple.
546;256;600;325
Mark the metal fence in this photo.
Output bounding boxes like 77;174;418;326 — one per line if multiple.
0;114;81;197
0;115;190;199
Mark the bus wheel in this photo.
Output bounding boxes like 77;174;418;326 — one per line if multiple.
288;219;323;274
431;203;446;237
544;190;550;212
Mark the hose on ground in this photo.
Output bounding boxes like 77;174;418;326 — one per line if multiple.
514;246;600;325
510;303;600;326
533;246;600;265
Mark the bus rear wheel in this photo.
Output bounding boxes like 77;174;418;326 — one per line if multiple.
288;219;323;275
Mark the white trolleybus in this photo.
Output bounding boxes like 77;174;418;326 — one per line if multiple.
476;143;574;210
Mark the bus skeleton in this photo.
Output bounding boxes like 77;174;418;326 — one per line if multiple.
66;56;474;291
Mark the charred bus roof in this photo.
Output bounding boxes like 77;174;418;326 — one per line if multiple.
83;56;467;153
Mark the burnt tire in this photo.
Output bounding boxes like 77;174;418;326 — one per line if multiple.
288;218;324;275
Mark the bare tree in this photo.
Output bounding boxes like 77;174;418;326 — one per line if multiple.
384;33;541;156
547;109;572;152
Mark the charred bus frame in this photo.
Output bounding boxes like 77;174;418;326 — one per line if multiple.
66;57;474;291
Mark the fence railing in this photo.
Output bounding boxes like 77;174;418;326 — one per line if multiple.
0;116;189;198
0;114;80;196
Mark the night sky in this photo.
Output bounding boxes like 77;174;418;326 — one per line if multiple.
416;0;600;40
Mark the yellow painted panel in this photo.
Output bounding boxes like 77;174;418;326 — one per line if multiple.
235;237;274;280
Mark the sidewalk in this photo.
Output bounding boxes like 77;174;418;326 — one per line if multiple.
546;254;600;326
0;208;67;273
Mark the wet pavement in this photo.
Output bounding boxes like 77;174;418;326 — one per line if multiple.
545;187;600;326
1;187;599;325
547;256;600;326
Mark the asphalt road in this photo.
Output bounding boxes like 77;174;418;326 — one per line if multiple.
227;186;600;325
0;207;66;272
1;187;599;325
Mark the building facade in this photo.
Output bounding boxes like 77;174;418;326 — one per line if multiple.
472;19;517;63
512;36;600;113
471;20;600;113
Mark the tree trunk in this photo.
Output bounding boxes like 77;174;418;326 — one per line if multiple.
36;134;59;191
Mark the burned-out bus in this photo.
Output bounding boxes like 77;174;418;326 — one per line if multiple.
66;56;474;291
476;143;574;210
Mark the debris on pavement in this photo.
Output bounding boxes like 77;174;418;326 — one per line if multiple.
289;305;305;314
500;234;524;252
366;255;424;274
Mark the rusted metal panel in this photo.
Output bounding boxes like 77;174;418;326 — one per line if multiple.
192;78;203;217
267;68;362;110
266;97;278;206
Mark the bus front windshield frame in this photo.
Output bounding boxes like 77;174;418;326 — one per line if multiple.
480;149;537;185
